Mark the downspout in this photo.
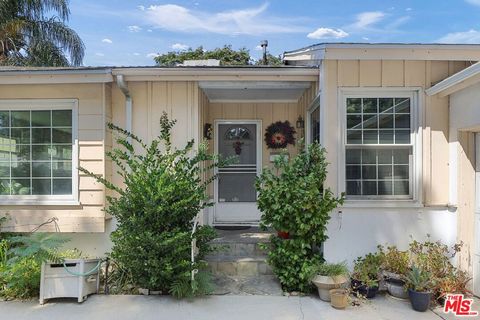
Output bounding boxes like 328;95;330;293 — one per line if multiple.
115;74;132;135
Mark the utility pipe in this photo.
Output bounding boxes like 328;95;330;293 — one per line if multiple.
115;74;132;135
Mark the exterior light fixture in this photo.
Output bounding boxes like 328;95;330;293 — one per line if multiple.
296;116;305;129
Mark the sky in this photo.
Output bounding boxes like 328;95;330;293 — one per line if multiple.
68;0;480;66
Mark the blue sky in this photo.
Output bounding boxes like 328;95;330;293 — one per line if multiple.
68;0;480;66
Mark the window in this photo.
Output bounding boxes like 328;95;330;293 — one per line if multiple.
309;105;320;144
343;94;416;200
0;100;77;203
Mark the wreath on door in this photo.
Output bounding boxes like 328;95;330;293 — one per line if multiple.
264;121;296;149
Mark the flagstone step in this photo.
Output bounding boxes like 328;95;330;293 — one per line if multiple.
207;256;273;276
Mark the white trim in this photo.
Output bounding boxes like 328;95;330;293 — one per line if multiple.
426;62;480;96
208;99;299;104
0;99;79;205
212;119;262;225
337;88;423;205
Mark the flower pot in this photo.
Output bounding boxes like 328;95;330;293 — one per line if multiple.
351;279;378;299
312;275;349;302
408;289;432;312
385;279;408;299
330;289;349;309
277;231;289;239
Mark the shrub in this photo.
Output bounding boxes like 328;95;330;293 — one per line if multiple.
351;252;382;288
256;142;344;293
80;113;221;298
405;265;433;292
377;245;409;276
315;261;349;277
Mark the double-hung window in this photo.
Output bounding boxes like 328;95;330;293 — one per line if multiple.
0;100;77;203
343;92;418;200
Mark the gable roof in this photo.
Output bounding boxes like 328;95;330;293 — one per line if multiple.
426;61;480;97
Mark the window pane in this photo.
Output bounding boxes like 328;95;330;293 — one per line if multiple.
347;98;361;113
347;130;362;144
362;165;377;179
0;111;9;128
378;181;393;195
32;128;51;144
0;180;10;195
362;181;377;195
393;165;409;180
51;145;72;160
363;115;378;129
379;98;394;113
393;149;410;164
379;130;394;144
11;162;30;177
394;180;409;195
346;181;361;195
0;128;9;140
378;150;392;164
52;161;72;177
11;111;30;127
346;149;361;164
32;162;51;177
310;106;320;143
379;114;394;128
395;130;410;144
11;179;31;195
395;114;410;128
32;145;50;160
347;115;361;129
0;162;9;177
346;165;361;179
52;128;72;143
52;110;72;126
32;179;51;195
12;144;30;161
32;111;51;127
362;149;376;164
53;179;72;195
0;146;9;161
378;165;392;179
363;130;378;144
395;98;410;113
11;128;30;144
363;98;377;113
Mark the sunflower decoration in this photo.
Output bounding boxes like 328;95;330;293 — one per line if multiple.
265;121;296;149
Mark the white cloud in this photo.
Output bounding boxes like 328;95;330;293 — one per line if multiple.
466;0;480;6
351;11;385;29
95;52;105;57
147;29;153;32
438;29;480;43
146;53;159;58
406;7;412;11
133;52;140;56
138;5;145;11
171;43;189;51
128;25;142;32
101;38;113;44
307;27;348;39
254;45;263;51
144;3;306;35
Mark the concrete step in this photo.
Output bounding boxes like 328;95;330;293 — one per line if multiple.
207;242;268;258
210;274;283;296
206;256;273;276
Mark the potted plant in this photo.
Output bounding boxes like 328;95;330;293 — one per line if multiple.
405;266;434;312
311;262;349;302
378;245;409;299
329;288;349;309
351;253;381;299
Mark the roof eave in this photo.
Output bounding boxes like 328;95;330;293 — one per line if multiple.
426;62;480;97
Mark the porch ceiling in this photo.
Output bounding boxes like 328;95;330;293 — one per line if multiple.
199;81;311;102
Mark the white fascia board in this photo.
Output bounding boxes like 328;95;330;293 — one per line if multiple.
426;62;480;96
0;69;113;84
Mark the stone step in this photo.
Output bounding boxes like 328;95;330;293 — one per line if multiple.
207;242;268;258
206;256;273;276
210;274;283;296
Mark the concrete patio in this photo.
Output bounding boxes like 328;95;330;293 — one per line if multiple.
0;293;461;320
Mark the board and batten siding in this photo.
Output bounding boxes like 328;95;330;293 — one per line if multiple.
0;83;108;232
322;59;470;206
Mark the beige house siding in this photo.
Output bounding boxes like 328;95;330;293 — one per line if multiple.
0;83;107;232
322;59;469;205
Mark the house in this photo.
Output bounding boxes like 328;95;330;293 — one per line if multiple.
0;43;480;295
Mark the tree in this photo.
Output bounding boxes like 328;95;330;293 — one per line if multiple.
0;0;85;66
255;53;283;66
154;45;283;66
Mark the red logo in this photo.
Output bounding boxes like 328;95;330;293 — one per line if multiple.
443;294;478;317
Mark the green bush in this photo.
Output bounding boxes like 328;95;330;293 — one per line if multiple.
256;142;344;293
80;113;221;297
351;252;382;288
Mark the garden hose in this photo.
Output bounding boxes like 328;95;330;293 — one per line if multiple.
62;258;105;277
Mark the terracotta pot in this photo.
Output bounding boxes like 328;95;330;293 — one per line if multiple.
312;275;349;302
330;289;349;309
277;231;289;239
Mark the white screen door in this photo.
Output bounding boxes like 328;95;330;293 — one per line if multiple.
214;121;262;224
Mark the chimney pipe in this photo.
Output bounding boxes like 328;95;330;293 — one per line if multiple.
260;40;268;65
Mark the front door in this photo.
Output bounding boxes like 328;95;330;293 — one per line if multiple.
214;121;262;225
474;133;480;297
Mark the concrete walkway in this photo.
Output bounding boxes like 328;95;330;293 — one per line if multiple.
1;294;445;320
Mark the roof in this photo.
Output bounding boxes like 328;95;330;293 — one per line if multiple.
426;61;480;96
284;42;480;62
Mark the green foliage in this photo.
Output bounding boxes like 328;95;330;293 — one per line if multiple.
256;142;344;293
80;112;220;297
405;266;433;292
169;271;214;299
0;0;85;66
377;245;409;276
315;261;349;277
254;53;283;66
7;233;70;264
352;252;382;288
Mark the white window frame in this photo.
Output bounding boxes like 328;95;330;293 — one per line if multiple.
0;99;79;205
306;93;321;145
338;88;423;207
